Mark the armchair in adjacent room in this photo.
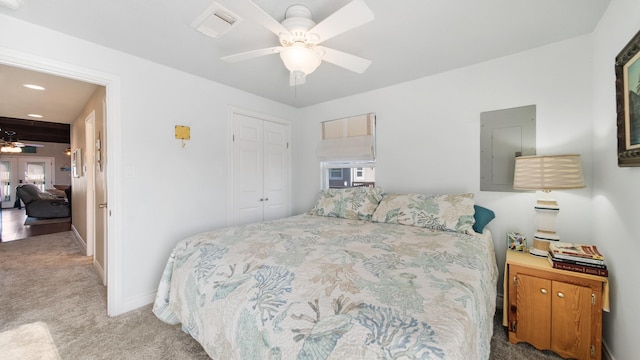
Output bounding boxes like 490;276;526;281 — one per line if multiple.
16;184;71;219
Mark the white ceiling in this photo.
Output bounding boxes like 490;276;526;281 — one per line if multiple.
0;64;98;124
0;0;610;123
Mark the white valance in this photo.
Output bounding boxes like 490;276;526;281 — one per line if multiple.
316;135;374;161
316;113;376;162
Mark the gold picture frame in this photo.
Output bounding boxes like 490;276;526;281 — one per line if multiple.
615;29;640;166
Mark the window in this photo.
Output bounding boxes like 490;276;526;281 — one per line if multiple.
329;168;344;180
317;113;376;189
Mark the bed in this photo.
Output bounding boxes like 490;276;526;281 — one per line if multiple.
153;189;498;359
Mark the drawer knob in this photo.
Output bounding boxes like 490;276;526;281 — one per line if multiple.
557;292;565;298
540;288;548;294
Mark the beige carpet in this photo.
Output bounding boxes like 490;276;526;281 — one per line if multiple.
0;231;563;359
0;322;61;360
0;231;209;360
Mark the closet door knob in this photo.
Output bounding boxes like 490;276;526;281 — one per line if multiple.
557;292;565;298
540;288;548;295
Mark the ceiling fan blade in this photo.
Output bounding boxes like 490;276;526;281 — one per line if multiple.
289;71;306;86
232;0;290;36
308;0;374;43
221;46;282;63
317;46;371;73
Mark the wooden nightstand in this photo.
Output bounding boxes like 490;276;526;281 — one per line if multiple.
502;250;609;360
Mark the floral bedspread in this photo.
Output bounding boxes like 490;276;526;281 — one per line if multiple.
153;214;498;359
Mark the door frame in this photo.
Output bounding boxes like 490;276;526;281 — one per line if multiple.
0;47;124;316
227;106;291;227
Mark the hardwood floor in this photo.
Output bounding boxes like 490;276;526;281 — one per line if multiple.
0;207;71;242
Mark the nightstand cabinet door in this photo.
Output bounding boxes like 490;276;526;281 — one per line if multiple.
551;281;592;359
515;273;551;349
507;260;604;360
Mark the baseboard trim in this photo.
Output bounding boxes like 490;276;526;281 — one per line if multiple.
70;225;86;252
121;291;157;314
602;340;615;360
93;260;106;286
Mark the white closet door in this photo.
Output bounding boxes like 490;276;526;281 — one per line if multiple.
233;114;264;225
232;113;290;225
263;120;289;221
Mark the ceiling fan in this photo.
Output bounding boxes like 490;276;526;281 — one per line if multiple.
221;0;374;86
1;130;44;153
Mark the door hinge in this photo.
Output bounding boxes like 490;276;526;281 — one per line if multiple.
592;293;596;305
511;321;517;332
591;345;595;356
287;142;289;149
232;134;235;141
513;276;517;286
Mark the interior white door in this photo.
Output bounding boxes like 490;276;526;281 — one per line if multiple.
94;103;108;285
233;114;265;225
263;120;289;221
232;113;290;225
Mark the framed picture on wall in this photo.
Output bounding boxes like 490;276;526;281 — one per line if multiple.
615;28;640;166
72;148;83;178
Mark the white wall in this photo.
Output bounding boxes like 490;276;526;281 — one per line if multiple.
292;3;640;355
0;15;297;314
591;0;640;359
3;3;638;357
294;35;594;298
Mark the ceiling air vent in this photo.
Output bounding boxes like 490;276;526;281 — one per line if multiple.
191;2;243;39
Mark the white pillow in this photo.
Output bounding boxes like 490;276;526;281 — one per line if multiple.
372;193;475;233
309;187;384;221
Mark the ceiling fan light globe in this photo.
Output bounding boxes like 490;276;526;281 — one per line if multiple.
280;45;321;75
1;145;22;153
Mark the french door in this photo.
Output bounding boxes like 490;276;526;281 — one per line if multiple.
1;156;55;208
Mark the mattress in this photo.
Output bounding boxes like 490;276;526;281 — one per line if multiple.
153;214;498;359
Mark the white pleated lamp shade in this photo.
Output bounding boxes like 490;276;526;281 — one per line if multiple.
513;155;585;191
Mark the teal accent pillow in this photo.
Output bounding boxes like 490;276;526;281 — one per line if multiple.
473;205;495;233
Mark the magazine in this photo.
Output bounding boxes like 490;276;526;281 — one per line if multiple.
548;242;604;260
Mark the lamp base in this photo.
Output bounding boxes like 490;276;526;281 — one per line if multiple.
529;194;561;257
529;247;550;257
529;236;559;257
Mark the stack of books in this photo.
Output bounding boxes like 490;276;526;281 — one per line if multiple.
547;242;608;277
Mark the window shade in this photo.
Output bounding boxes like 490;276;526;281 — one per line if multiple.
316;113;375;161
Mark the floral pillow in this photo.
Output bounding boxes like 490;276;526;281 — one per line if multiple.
371;193;476;233
309;187;384;221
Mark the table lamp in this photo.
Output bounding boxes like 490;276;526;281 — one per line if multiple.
513;155;585;257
